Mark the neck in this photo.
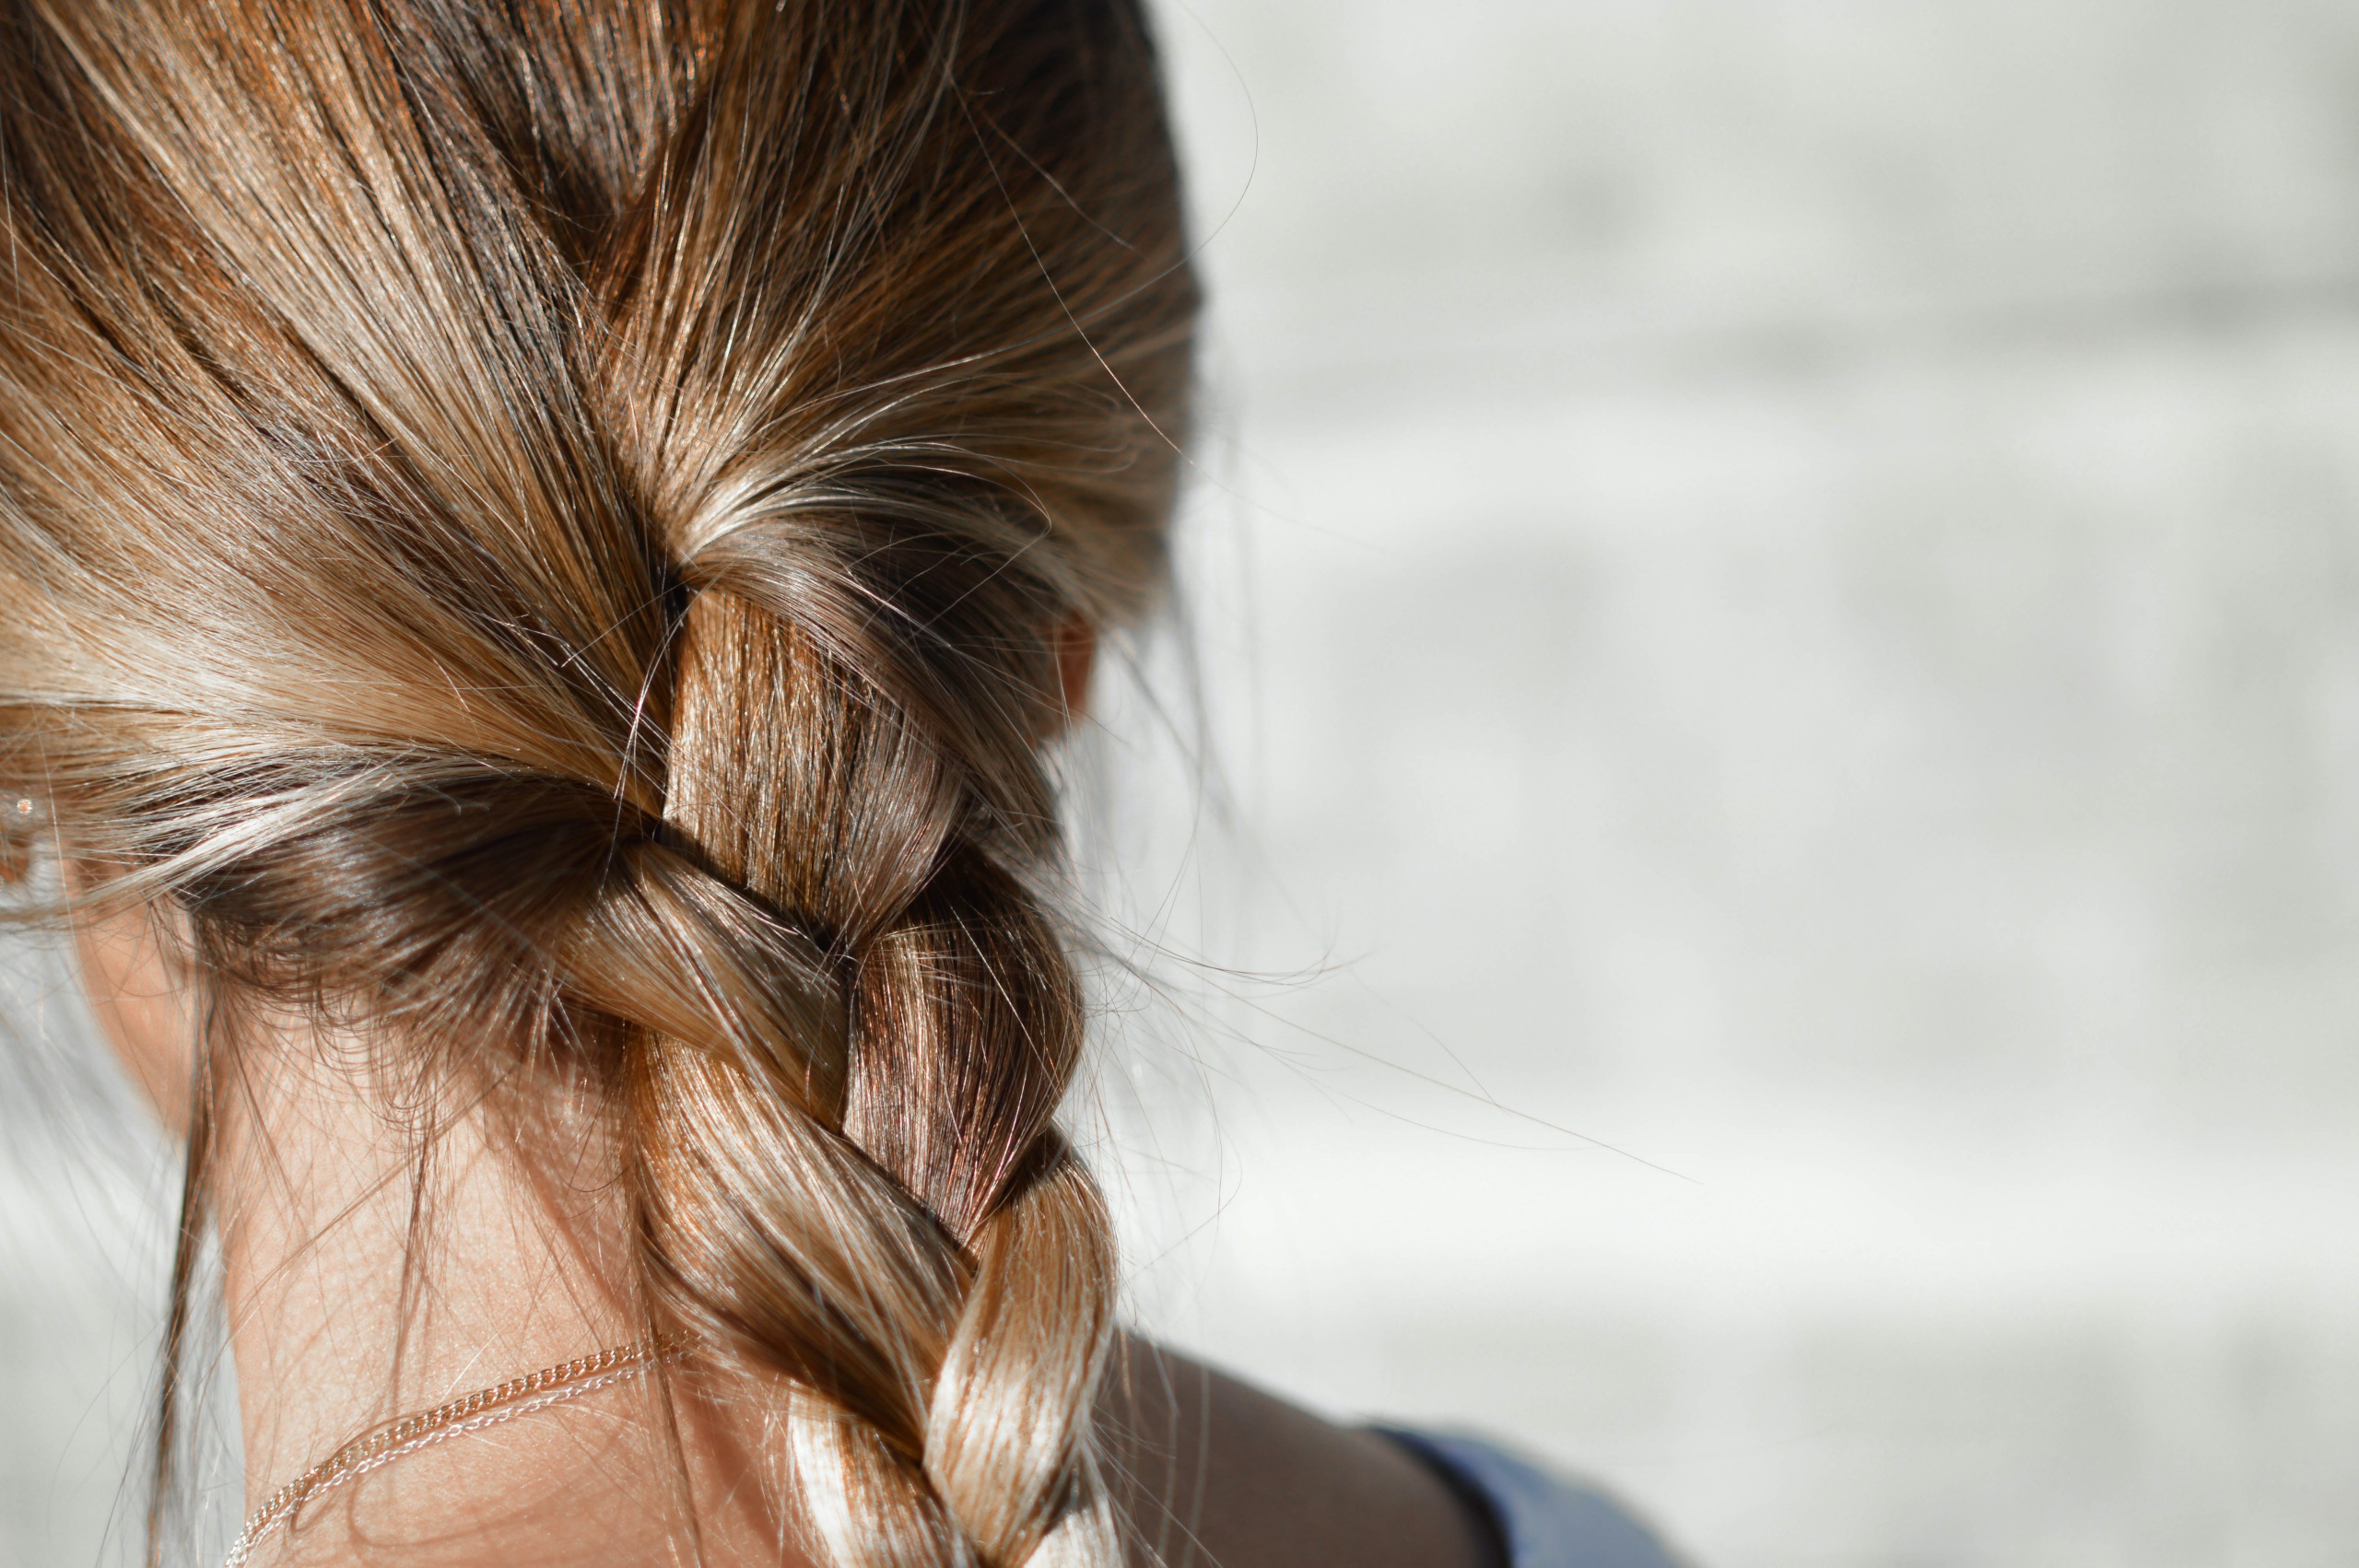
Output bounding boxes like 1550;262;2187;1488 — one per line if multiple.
197;1026;1495;1568
217;1020;810;1567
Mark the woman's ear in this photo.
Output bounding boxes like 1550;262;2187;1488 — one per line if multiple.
1053;613;1098;729
69;879;197;1137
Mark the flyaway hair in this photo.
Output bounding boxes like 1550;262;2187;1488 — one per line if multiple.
0;0;1196;1562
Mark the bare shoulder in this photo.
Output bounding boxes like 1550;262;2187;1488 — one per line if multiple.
1100;1339;1500;1568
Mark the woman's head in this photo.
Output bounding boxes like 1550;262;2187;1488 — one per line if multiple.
0;0;1194;1561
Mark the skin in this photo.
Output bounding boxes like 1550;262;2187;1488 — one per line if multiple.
62;636;1499;1568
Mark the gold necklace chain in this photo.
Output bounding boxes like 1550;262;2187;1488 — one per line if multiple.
223;1338;676;1568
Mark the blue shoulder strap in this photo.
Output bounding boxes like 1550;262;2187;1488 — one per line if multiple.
1373;1428;1691;1568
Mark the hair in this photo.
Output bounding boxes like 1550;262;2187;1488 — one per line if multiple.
0;0;1196;1562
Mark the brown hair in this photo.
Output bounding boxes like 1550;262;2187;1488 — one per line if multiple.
0;0;1195;1562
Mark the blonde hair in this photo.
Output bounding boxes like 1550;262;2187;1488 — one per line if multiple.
0;0;1195;1562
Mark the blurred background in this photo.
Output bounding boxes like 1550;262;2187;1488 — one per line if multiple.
11;1;2359;1563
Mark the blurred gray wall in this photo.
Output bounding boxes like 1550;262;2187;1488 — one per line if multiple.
12;3;2359;1565
1108;3;2359;1567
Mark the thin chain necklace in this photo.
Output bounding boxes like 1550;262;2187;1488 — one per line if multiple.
223;1338;675;1568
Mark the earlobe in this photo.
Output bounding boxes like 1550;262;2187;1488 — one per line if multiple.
70;891;199;1137
1052;614;1097;731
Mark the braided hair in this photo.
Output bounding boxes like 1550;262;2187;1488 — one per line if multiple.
0;0;1195;1562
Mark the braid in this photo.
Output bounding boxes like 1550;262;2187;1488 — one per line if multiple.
620;568;1122;1563
0;0;1195;1562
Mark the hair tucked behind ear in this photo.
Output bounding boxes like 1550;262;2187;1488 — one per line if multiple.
0;0;1195;1562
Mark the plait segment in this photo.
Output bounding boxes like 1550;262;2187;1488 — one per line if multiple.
924;1150;1121;1567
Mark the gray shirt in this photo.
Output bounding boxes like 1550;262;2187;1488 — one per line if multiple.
1378;1429;1691;1568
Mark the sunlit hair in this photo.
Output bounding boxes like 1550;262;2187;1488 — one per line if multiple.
0;0;1196;1562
